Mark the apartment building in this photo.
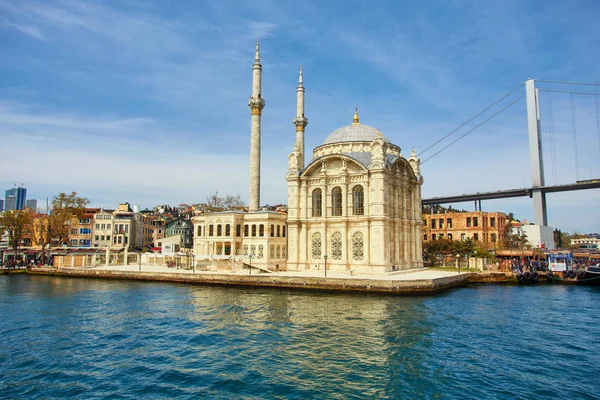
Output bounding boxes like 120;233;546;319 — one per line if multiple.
423;211;507;246
68;208;99;248
112;203;135;249
92;209;114;248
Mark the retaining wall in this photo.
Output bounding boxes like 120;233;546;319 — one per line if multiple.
27;267;469;295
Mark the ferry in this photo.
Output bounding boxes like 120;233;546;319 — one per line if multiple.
546;251;600;286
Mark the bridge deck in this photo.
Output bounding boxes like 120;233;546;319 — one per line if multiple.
422;181;600;205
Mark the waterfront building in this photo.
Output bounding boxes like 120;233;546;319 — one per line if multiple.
92;209;114;248
286;109;424;272
423;211;507;249
192;42;423;272
133;211;165;250
165;217;193;249
509;220;556;250
4;186;26;211
68;208;99;248
571;237;600;249
112;203;135;249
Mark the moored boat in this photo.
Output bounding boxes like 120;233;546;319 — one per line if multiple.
578;264;600;286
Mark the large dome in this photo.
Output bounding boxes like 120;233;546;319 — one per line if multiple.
321;110;390;145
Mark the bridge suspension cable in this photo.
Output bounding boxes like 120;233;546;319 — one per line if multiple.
535;79;600;86
421;94;525;165
546;91;558;184
418;82;525;157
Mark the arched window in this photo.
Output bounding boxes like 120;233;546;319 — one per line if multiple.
236;224;241;237
312;188;322;217
259;224;264;237
353;185;364;215
244;224;249;237
332;187;342;216
209;225;214;236
277;225;280;237
312;232;322;259
252;224;257;237
352;231;364;260
225;224;231;236
332;231;342;260
282;225;286;237
270;224;274;237
217;225;222;236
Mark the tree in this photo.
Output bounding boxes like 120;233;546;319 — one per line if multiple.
0;210;34;262
203;191;245;212
38;192;89;264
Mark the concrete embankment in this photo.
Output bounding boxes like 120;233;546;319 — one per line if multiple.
27;267;470;295
466;271;518;284
1;268;27;275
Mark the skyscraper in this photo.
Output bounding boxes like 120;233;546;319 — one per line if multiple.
0;199;3;212
4;187;27;211
25;199;38;211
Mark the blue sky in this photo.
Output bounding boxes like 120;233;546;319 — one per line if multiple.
1;0;599;233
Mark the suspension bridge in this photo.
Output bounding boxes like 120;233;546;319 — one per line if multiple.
420;78;600;226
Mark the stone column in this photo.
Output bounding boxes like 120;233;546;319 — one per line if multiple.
402;181;409;265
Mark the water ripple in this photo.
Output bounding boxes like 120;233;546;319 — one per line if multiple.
1;276;599;399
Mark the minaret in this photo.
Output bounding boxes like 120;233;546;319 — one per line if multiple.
293;67;308;169
248;41;265;212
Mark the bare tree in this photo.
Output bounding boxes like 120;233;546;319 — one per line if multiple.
204;191;245;212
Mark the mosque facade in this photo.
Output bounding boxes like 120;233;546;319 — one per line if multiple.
192;43;423;273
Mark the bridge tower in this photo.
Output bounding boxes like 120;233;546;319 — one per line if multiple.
525;79;548;226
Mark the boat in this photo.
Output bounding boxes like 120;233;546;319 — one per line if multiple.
578;264;600;286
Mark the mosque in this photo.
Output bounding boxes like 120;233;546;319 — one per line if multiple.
192;42;424;273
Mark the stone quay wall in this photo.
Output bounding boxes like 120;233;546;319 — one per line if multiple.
27;267;469;295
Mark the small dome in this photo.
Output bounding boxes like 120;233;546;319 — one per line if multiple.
321;109;390;145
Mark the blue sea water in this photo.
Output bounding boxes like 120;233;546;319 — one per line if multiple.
1;275;599;399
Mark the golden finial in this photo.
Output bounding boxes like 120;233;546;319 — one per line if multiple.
353;107;359;124
377;129;382;138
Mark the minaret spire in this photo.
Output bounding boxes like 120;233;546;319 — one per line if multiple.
248;41;265;212
293;66;308;169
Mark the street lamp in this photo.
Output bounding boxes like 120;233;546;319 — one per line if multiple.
324;254;328;278
249;254;253;275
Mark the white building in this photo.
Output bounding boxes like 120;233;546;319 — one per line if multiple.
571;237;599;249
511;223;555;250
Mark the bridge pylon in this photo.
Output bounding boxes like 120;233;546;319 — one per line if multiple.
525;79;548;226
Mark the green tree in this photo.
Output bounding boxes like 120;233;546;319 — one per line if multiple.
0;210;34;262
